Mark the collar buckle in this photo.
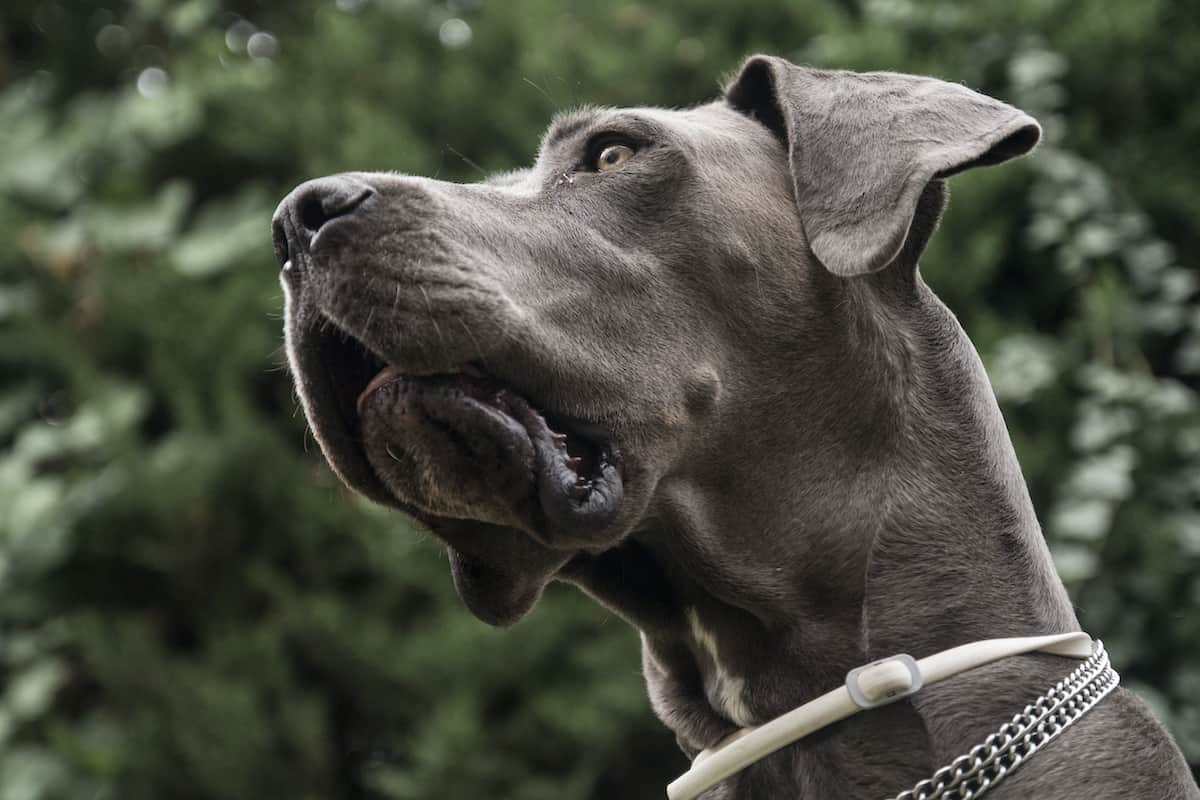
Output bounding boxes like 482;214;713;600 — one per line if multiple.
845;653;924;709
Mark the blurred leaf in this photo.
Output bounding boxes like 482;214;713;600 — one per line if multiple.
172;186;273;277
1;1;1197;796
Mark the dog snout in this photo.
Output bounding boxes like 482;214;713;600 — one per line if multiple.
272;175;376;270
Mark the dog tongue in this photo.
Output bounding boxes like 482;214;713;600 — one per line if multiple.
357;364;490;416
356;365;404;416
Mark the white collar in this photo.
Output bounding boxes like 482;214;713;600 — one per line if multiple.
667;631;1096;800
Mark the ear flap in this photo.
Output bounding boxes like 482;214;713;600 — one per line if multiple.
726;55;1041;277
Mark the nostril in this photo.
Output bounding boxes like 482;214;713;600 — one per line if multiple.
295;180;375;236
298;192;331;233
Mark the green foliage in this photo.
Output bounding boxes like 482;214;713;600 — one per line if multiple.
1;1;1197;797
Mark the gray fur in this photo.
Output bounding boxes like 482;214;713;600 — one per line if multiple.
273;55;1198;798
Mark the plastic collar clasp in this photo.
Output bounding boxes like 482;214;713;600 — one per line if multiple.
845;654;924;709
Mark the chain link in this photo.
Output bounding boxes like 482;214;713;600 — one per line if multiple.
890;641;1119;800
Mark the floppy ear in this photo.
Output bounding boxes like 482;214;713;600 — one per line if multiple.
725;55;1041;277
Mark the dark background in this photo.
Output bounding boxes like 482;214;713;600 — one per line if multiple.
1;1;1198;797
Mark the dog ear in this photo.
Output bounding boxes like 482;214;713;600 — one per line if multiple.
725;55;1041;277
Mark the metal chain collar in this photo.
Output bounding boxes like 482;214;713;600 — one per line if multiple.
890;641;1119;800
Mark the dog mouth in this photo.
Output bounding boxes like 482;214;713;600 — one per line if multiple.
293;317;624;543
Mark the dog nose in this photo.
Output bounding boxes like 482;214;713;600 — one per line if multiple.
272;176;376;270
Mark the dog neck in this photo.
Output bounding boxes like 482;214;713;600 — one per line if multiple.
560;271;1079;788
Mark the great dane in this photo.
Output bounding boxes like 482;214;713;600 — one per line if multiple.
272;55;1198;798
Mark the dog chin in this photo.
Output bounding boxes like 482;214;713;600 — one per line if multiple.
402;516;577;627
445;542;558;627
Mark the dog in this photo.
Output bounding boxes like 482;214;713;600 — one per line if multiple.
272;55;1198;798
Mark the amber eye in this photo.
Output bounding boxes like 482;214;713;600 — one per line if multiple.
595;143;635;171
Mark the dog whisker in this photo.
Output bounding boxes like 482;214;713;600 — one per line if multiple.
445;144;486;178
418;284;447;356
363;304;376;337
456;315;486;367
522;76;555;105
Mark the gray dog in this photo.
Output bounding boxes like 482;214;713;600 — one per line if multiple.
272;55;1198;798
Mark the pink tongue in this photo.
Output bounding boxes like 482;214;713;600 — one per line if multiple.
356;365;404;416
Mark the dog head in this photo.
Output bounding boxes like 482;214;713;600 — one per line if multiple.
273;55;1039;628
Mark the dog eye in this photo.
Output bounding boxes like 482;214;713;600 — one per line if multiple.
595;144;635;171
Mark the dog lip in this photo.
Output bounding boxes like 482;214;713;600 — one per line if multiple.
356;363;624;536
291;308;624;540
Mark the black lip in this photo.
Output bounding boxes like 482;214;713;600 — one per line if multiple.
288;316;398;508
294;315;624;540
